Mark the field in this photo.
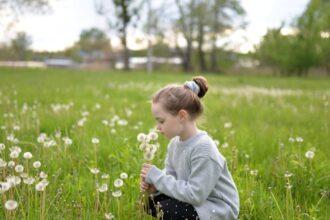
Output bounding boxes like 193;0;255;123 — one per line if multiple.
0;67;329;219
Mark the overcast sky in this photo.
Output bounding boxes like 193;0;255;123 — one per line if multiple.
0;0;310;53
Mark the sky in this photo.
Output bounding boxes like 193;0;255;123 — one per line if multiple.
0;0;310;53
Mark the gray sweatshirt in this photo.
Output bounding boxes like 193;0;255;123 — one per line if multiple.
145;130;239;220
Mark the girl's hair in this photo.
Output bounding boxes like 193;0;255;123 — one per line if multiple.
152;76;208;120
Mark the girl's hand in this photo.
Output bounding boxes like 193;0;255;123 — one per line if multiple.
140;181;157;193
140;163;153;179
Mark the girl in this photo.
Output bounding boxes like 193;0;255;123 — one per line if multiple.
140;76;239;220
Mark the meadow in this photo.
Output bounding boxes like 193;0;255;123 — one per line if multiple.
0;67;329;219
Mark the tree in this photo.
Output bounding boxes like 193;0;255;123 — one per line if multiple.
10;32;32;60
96;0;141;70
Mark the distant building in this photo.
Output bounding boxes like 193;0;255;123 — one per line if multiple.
44;58;76;68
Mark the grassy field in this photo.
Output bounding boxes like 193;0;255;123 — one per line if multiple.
0;67;329;219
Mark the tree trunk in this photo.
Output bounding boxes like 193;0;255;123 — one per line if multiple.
197;20;207;72
122;25;130;70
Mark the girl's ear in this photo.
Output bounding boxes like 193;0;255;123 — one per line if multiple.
178;109;188;121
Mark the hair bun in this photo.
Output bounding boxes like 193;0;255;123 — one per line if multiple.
192;76;208;98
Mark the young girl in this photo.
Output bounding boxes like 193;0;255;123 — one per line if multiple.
140;76;239;220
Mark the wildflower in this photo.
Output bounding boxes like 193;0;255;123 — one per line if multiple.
114;179;123;188
117;119;128;126
40;171;48;179
5;200;18;211
296;137;303;143
112;190;122;198
33;161;41;169
0;182;11;193
44;140;57;148
23;177;35;185
35;181;47;191
62;137;73;146
10;146;21;153
8;161;15;168
81;111;89;117
224;122;232;128
7;134;15;142
144;152;155;161
120;172;128;179
105;212;115;220
77;118;87;127
90;168;100;174
102;120;109;126
97;183;108;193
92;138;99;144
250;169;258;176
148;131;158;141
0;159;7;168
284;171;293;178
0;143;5;150
288;137;295;143
137;133;146;142
23;152;33;159
6;176;21;186
101;174;109;179
221;142;229;148
305;150;315;159
37;133;47;143
15;164;24;173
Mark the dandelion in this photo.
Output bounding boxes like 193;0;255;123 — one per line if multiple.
8;161;15;168
97;183;108;193
10;151;19;159
285;183;292;189
296;137;303;143
101;174;109;179
137;133;146;142
33;161;41;169
23;177;35;185
39;171;48;179
0;182;11;193
117;119;128;126
0;143;5;150
120;172;128;179
284;171;293;178
23;152;33;159
35;182;47;191
111;129;116;134
112;190;122;198
7;134;15;142
305;150;315;159
91;138;99;144
0;159;7;168
5;200;18;211
6;176;21;186
90;168;100;174
55;130;62;139
250;169;258;176
105;212;115;220
81;111;89;117
15;164;24;173
288;137;295;143
114;179;123;188
102;120;109;126
13;125;20;131
144;152;155;161
224;122;232;128
62;137;73;146
148;131;158;141
221;142;229;148
37;133;47;143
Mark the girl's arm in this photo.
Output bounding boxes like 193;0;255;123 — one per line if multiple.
144;155;222;206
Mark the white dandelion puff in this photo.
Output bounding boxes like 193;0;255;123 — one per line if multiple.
0;143;5;150
120;172;128;179
23;152;33;159
137;133;146;142
91;138;99;144
7;161;15;168
148;131;158;141
97;183;108;193
33;161;41;169
0;182;11;193
39;171;48;179
62;137;73;146
288;137;295;143
224;122;232;128
105;212;115;220
15;164;24;173
9;151;19;159
5;200;18;211
305;150;315;159
90;168;100;174
101;174;109;179
23;177;35;185
112;190;122;198
296;137;303;143
114;179;124;188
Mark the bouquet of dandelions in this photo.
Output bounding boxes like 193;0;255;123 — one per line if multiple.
137;130;160;217
137;130;159;162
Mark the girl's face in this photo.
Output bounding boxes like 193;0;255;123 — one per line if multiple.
151;102;183;139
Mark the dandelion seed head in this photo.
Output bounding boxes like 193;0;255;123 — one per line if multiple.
137;133;146;142
15;164;24;173
224;122;232;128
5;200;18;211
97;183;108;193
114;179;123;188
23;152;33;159
91;138;99;144
296;137;303;143
120;172;128;179
39;171;48;179
148;131;158;141
105;212;115;219
305;150;315;159
112;190;122;198
62;137;73;146
0;182;11;193
0;159;7;168
23;177;35;185
8;161;15;168
101;174;109;179
90;168;100;174
0;143;5;150
33;161;41;169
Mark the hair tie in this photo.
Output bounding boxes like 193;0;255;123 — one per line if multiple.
184;81;200;95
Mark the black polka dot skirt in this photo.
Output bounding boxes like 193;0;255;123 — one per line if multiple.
145;194;200;220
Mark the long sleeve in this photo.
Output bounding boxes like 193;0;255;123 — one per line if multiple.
145;155;222;206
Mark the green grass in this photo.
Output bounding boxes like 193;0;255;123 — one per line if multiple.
0;67;329;219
